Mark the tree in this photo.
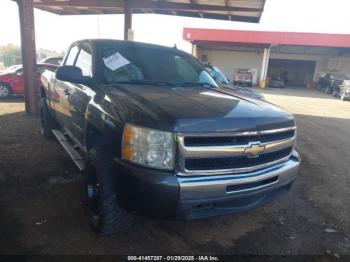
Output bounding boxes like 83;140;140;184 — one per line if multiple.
0;44;22;67
0;44;21;56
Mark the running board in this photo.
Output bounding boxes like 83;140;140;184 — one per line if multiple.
52;129;85;171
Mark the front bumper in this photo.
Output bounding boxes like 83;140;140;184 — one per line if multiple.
236;79;252;83
115;150;300;220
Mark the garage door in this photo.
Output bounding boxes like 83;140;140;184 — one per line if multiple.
267;59;316;87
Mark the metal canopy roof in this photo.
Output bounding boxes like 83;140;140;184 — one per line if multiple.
14;0;265;115
30;0;265;22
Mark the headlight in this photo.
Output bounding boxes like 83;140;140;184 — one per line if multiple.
122;123;175;170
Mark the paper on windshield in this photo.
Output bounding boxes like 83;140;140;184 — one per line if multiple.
103;52;130;71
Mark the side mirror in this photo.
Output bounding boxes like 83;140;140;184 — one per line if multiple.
56;66;91;86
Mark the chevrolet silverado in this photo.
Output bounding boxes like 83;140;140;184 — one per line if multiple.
40;40;300;235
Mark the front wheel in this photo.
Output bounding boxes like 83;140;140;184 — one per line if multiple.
84;148;134;235
0;83;12;99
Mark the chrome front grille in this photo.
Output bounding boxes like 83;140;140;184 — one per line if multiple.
184;129;295;146
185;147;293;171
176;127;296;176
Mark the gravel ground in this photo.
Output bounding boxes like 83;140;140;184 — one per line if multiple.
0;88;349;257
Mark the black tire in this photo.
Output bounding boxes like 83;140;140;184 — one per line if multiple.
0;82;12;99
341;92;346;101
333;90;338;97
325;86;331;94
39;97;58;140
84;148;134;235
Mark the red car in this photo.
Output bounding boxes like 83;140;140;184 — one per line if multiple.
0;64;57;99
234;68;253;87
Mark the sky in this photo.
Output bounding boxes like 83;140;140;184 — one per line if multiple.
1;0;350;53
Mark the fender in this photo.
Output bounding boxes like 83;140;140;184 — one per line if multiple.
84;97;123;156
84;87;158;157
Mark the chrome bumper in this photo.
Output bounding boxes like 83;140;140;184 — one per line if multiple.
178;150;300;200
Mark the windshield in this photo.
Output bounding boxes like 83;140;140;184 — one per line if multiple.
43;57;63;66
205;65;230;85
99;42;218;88
331;73;348;80
3;65;22;74
238;69;252;74
213;66;230;85
343;80;350;86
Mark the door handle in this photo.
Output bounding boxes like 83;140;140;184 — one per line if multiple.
64;89;70;97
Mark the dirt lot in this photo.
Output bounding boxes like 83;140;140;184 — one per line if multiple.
0;88;350;256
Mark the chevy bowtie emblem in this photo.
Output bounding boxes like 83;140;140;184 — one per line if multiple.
244;143;265;157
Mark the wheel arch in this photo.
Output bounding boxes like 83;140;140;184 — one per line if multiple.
85;100;125;154
0;81;13;93
85;124;105;151
85;123;122;156
39;86;46;98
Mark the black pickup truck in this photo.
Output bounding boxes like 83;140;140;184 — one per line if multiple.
40;40;300;235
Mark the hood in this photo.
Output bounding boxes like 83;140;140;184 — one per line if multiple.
0;73;15;80
221;84;264;100
104;84;295;133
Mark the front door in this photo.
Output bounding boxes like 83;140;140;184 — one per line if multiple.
53;45;80;129
64;43;94;145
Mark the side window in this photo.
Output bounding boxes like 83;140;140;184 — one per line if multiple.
65;46;79;66
75;45;92;77
174;55;198;82
49;58;62;66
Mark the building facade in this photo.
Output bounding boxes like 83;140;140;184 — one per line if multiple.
184;28;350;87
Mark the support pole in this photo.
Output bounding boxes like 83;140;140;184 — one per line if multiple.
124;4;133;41
260;46;270;88
17;0;38;115
191;43;199;58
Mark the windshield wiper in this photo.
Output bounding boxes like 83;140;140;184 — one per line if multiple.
114;80;216;88
178;81;216;88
